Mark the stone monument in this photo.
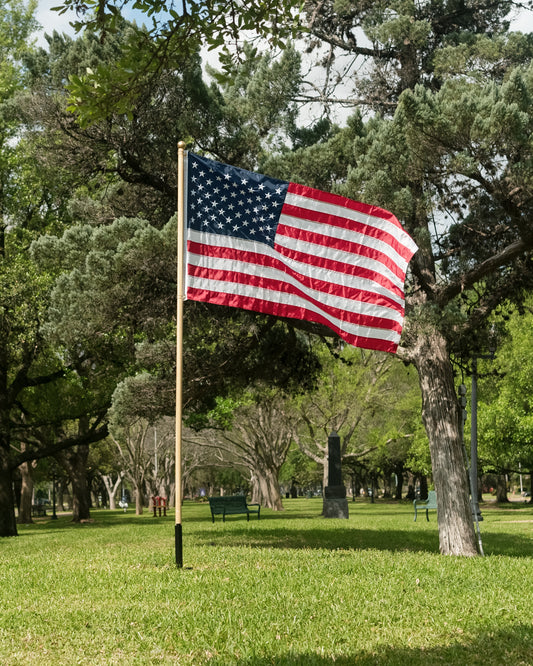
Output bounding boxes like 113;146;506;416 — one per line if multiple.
323;431;349;519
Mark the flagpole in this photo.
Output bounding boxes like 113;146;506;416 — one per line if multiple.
175;140;186;568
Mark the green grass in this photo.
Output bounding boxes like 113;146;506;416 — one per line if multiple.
1;498;533;665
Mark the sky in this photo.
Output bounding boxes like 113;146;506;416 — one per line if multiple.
34;0;77;46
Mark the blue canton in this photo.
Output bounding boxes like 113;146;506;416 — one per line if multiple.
187;153;289;248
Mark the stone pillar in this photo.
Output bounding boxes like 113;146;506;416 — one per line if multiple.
323;431;349;519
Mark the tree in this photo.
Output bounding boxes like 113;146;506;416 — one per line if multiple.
0;2;118;535
366;381;425;499
478;299;533;502
57;0;301;127
292;345;395;489
265;3;533;554
187;390;296;510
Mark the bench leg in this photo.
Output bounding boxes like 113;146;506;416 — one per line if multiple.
246;512;250;522
426;509;429;521
414;508;417;521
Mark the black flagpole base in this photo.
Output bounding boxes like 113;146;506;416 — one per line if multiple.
175;523;183;568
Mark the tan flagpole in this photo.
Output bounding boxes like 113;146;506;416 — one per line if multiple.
175;141;186;568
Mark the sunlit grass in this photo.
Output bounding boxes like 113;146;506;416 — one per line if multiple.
1;498;532;664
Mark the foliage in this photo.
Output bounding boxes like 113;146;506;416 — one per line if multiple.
33;215;321;424
280;442;322;488
21;25;220;229
59;0;302;126
478;297;533;472
292;343;422;486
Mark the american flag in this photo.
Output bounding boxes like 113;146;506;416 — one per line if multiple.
184;152;417;353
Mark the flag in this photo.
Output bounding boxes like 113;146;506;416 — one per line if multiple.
184;152;418;353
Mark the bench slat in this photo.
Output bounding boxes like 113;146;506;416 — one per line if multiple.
413;491;437;521
208;496;260;522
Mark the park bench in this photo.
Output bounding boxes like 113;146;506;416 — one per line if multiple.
32;504;47;517
208;495;260;523
413;490;437;521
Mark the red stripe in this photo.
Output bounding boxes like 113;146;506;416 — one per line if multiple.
277;217;405;282
187;240;405;310
188;262;403;333
187;287;399;353
287;182;406;235
271;242;404;300
280;201;411;265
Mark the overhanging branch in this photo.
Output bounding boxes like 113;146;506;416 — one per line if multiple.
436;237;532;307
10;421;109;469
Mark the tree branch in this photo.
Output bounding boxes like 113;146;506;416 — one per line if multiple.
11;421;109;469
436;237;532;307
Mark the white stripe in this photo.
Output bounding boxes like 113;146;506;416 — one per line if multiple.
276;214;404;291
279;209;411;274
187;229;405;308
187;250;405;323
187;272;402;344
285;191;418;257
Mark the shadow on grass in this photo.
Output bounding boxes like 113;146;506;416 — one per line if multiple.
227;625;533;666
196;523;533;557
196;524;441;553
20;506;533;557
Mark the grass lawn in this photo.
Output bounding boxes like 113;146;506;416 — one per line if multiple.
1;498;532;665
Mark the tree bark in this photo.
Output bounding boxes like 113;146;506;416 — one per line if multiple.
405;471;416;500
496;474;509;503
394;466;404;500
59;445;91;522
101;474;122;510
0;446;17;536
413;329;478;556
135;483;144;515
17;456;34;524
251;465;283;510
419;475;428;501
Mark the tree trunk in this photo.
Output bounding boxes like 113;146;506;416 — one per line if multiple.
0;446;17;536
413;330;478;556
250;465;283;510
419;475;428;501
405;471;416;500
496;474;509;503
57;480;66;511
59;445;91;522
394;468;404;500
17;457;34;524
322;460;328;492
101;474;122;510
135;484;144;515
383;472;393;498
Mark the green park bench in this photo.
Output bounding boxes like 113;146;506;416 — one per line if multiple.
413;490;437;521
208;495;260;523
